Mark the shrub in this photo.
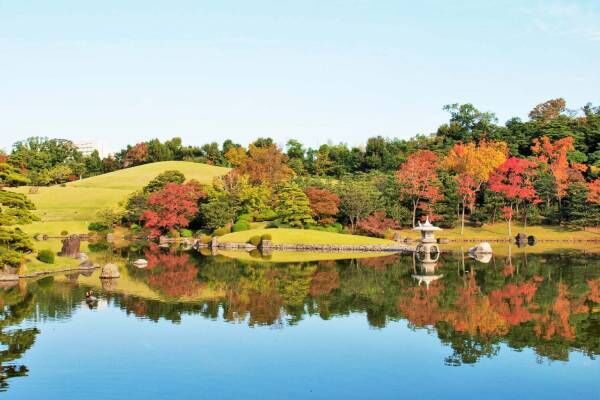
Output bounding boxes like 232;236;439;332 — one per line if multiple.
88;222;110;232
199;234;213;244
180;229;193;238
214;226;231;236
130;223;142;233
60;230;69;236
167;229;180;238
255;209;277;222
232;221;251;232
266;221;279;229
260;233;272;241
237;213;253;222
88;241;109;252
37;249;55;264
248;235;262;246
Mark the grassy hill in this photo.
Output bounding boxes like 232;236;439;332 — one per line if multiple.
12;161;229;234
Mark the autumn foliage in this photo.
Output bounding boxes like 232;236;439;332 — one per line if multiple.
395;150;442;227
357;211;399;237
141;181;205;237
234;144;295;185
305;187;340;225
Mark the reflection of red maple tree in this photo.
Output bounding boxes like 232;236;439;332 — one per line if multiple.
397;280;443;327
144;247;204;298
534;283;577;340
588;279;600;304
310;270;340;296
490;281;539;326
444;273;508;338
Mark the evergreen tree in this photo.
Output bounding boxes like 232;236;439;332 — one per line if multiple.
0;189;38;268
561;183;589;228
276;182;315;228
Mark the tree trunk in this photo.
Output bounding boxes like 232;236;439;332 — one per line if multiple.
412;200;418;228
461;201;466;235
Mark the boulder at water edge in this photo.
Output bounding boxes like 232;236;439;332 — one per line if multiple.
100;263;120;278
469;242;493;254
133;259;148;268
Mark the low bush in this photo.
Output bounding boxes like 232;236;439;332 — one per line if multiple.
260;233;272;241
37;249;55;264
214;226;231;236
167;230;180;238
232;221;251;232
130;223;142;233
237;213;253;222
88;241;109;252
180;229;193;238
60;230;69;236
198;234;213;244
248;235;262;246
255;209;277;222
88;222;110;232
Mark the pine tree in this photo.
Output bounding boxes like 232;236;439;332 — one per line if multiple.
276;182;315;228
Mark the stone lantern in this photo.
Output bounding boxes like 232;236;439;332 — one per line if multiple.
413;217;441;255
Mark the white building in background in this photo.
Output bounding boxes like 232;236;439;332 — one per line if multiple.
74;140;105;157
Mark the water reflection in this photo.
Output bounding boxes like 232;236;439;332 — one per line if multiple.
0;246;599;391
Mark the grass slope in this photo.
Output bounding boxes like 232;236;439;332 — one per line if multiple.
11;161;229;234
219;228;395;245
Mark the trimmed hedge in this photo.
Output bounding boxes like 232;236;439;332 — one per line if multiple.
37;249;55;264
232;221;251;232
248;235;262;246
180;229;193;238
214;226;231;236
261;233;272;241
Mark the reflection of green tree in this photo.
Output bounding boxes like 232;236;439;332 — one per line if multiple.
0;289;39;391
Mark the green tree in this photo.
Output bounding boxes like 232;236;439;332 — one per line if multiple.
0;189;38;268
143;170;186;193
338;178;381;232
275;182;315;228
561;183;589;227
200;189;239;231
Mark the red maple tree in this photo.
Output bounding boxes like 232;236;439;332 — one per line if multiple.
357;211;399;238
395;150;442;227
489;157;539;235
305;187;340;225
141;181;205;237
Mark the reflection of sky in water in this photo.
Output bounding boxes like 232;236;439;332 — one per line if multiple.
10;307;598;399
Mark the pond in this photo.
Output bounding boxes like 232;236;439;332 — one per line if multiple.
1;245;599;399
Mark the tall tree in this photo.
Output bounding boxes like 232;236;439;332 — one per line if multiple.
235;144;294;185
531;136;584;210
338;179;381;232
141;182;205;237
395;150;442;227
275;182;314;228
488;157;539;235
305;187;340;225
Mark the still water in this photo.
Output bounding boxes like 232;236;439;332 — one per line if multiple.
1;245;599;399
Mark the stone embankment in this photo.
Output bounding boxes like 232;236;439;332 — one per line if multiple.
204;238;415;253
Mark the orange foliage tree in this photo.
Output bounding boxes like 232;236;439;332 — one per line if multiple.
444;141;508;234
234;144;294;185
531;136;584;207
304;187;340;225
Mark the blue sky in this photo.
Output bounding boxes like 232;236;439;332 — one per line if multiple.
1;0;599;153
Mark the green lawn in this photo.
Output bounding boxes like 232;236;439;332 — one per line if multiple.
219;228;395;245
11;161;230;234
398;223;600;241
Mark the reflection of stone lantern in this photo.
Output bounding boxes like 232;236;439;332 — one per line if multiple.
411;218;443;288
